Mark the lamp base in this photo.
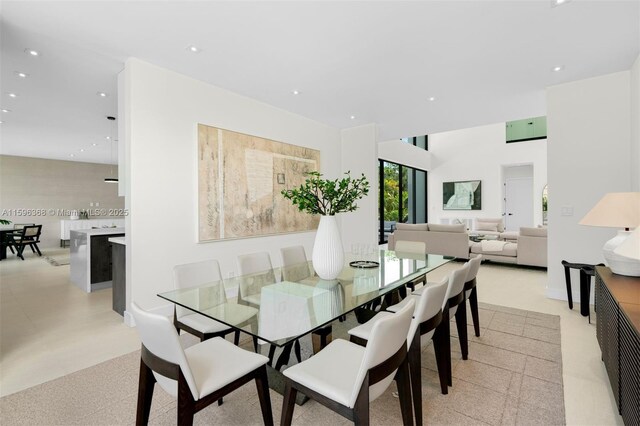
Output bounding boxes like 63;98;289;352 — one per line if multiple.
604;230;640;277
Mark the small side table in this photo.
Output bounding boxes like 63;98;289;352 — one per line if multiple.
561;260;604;322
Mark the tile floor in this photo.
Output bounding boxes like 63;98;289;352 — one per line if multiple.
0;248;624;425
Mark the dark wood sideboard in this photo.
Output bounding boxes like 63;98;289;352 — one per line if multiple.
595;266;640;425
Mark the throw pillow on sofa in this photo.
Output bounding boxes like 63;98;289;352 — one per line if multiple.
428;223;466;233
395;223;429;232
476;222;498;232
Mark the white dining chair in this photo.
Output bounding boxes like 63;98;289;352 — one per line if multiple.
281;298;416;426
394;240;427;293
464;255;483;337
130;302;273;426
236;252;276;308
348;277;449;424
173;260;239;343
280;245;312;281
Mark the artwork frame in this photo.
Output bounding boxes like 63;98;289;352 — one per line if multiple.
442;180;482;210
198;124;321;242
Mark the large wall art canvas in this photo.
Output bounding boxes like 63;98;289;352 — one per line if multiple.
442;180;482;210
198;124;321;242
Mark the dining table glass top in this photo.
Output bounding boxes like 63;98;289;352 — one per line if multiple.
158;250;452;347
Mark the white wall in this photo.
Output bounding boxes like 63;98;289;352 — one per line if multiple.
428;123;547;227
341;124;378;249
124;59;342;310
631;55;640;191
378;139;432;171
546;71;632;301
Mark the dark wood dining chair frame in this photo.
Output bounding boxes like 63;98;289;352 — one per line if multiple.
434;288;468;390
280;343;414;426
464;277;481;337
136;344;273;426
350;309;445;426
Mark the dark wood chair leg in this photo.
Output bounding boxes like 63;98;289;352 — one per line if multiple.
177;371;196;426
234;330;240;346
441;311;452;386
563;263;573;309
395;359;414;426
280;382;297;426
408;335;422;426
294;339;302;363
268;344;276;365
353;379;370;426
255;366;274;426
455;301;469;360
469;287;480;337
29;244;36;253
253;336;259;353
136;359;156;426
432;320;449;395
17;245;25;260
34;244;41;256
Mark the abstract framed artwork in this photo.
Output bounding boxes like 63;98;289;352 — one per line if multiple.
198;124;320;242
442;180;482;210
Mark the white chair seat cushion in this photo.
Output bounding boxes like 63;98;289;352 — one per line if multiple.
347;312;394;341
411;281;440;296
283;339;364;407
385;295;417;313
242;294;262;306
178;313;231;334
185;337;269;399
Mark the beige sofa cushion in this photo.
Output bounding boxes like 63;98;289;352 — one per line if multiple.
428;223;466;233
395;223;429;231
476;218;505;232
520;227;547;237
471;242;517;257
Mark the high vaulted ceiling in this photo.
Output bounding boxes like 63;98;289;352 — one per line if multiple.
1;0;638;164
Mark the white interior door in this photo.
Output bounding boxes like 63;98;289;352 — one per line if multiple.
505;177;533;231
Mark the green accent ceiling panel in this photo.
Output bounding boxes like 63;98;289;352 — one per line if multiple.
506;116;546;143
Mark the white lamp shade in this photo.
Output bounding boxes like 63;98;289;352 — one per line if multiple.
614;227;640;260
579;192;640;228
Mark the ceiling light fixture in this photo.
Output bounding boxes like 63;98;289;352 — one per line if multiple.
80;149;84;152
24;49;39;56
15;72;29;78
428;97;436;101
292;90;300;95
350;115;356;120
106;136;111;140
7;93;17;98
92;143;97;147
186;45;201;53
69;154;75;158
1;109;11;113
97;92;108;98
552;0;571;7
552;65;564;72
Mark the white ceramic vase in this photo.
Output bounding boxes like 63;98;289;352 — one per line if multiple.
312;215;344;280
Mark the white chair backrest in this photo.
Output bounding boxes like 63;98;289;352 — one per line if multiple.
466;255;482;282
173;260;225;319
237;252;273;276
350;298;415;407
281;246;311;281
443;262;470;311
394;240;426;254
409;276;448;344
130;302;199;400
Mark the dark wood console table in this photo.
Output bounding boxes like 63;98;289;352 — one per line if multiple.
595;266;640;425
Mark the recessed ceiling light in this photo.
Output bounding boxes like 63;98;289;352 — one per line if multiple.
97;92;108;98
106;136;111;140
552;0;571;7
24;48;39;56
79;149;84;152
92;143;97;147
0;121;4;124
69;154;75;158
7;93;17;98
1;109;11;113
350;115;356;120
15;72;29;78
552;65;564;72
186;45;201;53
292;90;300;95
428;97;436;101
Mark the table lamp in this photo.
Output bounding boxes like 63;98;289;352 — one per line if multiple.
579;192;640;276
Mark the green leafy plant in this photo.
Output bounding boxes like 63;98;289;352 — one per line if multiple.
0;219;11;225
281;171;370;216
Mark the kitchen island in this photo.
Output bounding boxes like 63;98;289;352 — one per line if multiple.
70;228;124;292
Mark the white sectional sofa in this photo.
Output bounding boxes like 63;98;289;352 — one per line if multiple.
387;223;471;259
470;227;547;267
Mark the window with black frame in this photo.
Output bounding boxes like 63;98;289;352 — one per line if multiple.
378;136;428;244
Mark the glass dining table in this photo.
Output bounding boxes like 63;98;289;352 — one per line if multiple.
158;249;452;363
